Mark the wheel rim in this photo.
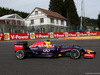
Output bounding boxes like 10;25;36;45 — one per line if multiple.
16;50;24;59
70;50;80;59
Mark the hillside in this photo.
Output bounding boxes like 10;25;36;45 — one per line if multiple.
0;7;29;18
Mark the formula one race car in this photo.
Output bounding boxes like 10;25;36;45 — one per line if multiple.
14;40;96;60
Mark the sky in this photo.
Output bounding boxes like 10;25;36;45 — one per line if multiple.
0;0;100;19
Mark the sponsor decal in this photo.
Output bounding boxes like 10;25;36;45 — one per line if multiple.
15;45;23;48
97;32;100;35
0;31;100;40
90;32;97;36
65;32;68;37
84;54;94;57
67;32;77;37
50;32;54;38
10;33;30;40
43;49;50;53
31;47;38;50
68;34;76;37
54;34;64;37
5;34;9;39
4;33;10;40
0;33;3;36
30;33;35;39
0;33;4;40
87;32;90;36
79;32;88;36
14;45;24;51
53;32;65;38
11;35;29;39
35;33;49;39
77;32;80;37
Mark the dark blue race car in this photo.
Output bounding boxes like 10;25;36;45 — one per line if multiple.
14;40;96;60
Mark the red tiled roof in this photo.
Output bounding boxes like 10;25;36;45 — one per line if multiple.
37;7;66;20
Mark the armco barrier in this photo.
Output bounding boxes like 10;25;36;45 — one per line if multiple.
0;32;100;41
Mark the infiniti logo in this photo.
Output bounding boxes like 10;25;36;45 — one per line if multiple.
43;49;50;53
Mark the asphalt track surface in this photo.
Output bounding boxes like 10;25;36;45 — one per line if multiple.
0;39;100;75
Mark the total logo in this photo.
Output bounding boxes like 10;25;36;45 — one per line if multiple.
43;49;50;53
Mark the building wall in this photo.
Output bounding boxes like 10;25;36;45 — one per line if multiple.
0;24;27;33
32;25;66;33
25;8;67;33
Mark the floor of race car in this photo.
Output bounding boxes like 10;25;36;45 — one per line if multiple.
0;39;100;75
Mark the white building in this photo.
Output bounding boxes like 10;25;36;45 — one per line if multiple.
25;7;67;33
0;14;26;33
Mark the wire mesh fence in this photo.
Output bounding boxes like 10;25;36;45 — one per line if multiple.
66;26;99;32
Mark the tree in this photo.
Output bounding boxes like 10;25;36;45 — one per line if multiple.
0;6;29;18
97;14;100;30
63;0;80;26
49;0;63;15
49;0;80;26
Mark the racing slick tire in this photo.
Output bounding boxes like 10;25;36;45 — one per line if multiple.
15;49;26;60
70;49;81;59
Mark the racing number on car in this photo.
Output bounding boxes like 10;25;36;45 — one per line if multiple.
43;49;50;53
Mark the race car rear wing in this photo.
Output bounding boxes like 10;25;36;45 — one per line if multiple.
14;41;28;51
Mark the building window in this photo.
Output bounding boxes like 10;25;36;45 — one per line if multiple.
31;20;34;24
50;27;54;32
61;28;64;32
35;11;38;15
56;27;59;32
61;20;64;25
0;28;2;33
40;18;44;23
9;28;13;33
56;19;58;24
51;18;54;23
41;28;45;33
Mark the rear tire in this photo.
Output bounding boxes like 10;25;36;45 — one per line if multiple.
15;49;25;60
70;49;81;59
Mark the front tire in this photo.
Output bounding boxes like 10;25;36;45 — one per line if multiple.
70;49;81;59
15;49;25;60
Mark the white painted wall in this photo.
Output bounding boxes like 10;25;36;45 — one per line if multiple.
25;8;67;27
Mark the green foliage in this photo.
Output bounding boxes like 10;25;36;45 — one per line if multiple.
84;17;97;26
0;7;29;18
49;0;63;15
49;0;80;26
97;14;100;28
